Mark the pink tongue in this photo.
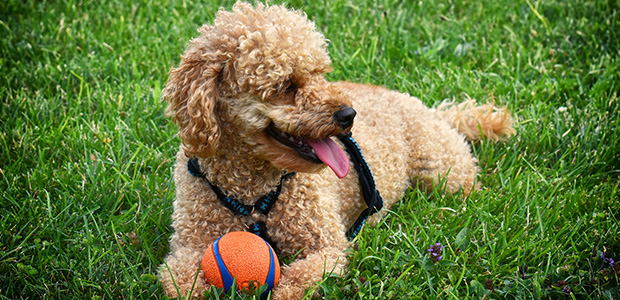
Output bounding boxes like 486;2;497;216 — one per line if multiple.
307;138;350;179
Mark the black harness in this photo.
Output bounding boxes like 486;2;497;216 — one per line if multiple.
187;133;383;251
187;158;292;251
338;133;384;238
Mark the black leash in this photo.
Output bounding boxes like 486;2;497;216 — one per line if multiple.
187;157;294;252
338;133;384;239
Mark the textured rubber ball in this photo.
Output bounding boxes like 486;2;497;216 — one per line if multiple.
201;231;280;296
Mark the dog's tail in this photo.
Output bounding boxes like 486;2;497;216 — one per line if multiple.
432;97;515;142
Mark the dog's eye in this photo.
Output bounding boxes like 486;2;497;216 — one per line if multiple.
283;80;298;96
270;80;298;105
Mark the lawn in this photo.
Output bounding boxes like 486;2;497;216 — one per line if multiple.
1;0;618;299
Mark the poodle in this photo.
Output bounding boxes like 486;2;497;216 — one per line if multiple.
158;2;514;299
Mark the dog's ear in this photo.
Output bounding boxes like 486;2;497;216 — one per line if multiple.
163;49;224;158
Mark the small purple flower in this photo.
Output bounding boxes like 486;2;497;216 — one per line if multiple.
600;251;615;268
427;242;443;263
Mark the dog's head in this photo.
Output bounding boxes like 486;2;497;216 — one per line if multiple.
163;2;354;178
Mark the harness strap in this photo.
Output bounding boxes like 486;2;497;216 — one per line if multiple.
339;133;384;239
187;157;293;252
187;132;383;246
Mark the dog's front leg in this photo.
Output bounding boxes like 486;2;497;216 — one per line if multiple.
272;246;348;300
159;242;208;299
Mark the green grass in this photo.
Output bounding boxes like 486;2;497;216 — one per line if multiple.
1;0;618;299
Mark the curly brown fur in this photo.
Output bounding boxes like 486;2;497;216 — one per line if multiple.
159;2;514;299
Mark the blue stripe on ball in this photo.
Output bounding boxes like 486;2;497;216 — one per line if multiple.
212;236;235;293
262;239;276;297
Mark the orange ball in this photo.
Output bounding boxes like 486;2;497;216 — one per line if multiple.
201;231;280;296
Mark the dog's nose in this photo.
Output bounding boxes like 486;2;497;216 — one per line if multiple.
334;106;356;129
